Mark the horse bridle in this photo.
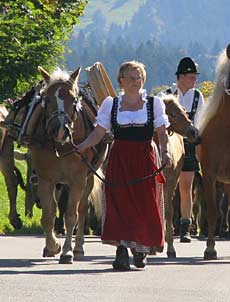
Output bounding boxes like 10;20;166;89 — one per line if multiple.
41;84;81;133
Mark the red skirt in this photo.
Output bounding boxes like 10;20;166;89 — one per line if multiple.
101;139;165;247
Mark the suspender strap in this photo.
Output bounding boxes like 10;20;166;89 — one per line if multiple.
146;96;154;125
165;87;199;121
111;96;154;128
111;97;118;131
165;87;178;96
188;89;199;121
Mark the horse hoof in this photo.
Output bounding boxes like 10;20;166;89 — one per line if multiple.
73;251;84;261
43;247;56;257
204;250;217;260
167;251;176;258
10;215;23;229
59;254;73;264
43;244;61;257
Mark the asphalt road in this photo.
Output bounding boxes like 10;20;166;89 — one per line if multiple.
0;235;230;302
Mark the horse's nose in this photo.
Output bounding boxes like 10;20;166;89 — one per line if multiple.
187;126;199;143
194;136;202;145
190;128;196;136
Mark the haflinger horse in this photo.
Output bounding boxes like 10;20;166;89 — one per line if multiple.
30;66;107;264
0;105;25;229
161;95;199;258
196;43;230;260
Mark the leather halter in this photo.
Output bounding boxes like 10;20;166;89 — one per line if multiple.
41;82;81;134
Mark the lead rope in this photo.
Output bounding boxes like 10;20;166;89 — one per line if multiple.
66;128;166;187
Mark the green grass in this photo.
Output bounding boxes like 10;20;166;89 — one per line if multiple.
0;146;43;235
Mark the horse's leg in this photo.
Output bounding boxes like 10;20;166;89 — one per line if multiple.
202;174;217;260
0;136;22;229
73;176;94;260
223;184;230;238
25;152;36;217
191;175;198;235
227;197;230;238
60;180;86;264
54;185;68;235
164;171;179;258
191;172;203;236
38;178;61;257
172;186;181;236
218;190;227;237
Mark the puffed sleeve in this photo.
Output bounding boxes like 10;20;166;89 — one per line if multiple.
96;96;114;131
153;96;170;128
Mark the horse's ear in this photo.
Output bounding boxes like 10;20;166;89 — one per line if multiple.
38;66;50;83
69;66;81;86
226;44;230;59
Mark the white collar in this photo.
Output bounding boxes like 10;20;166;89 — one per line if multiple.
118;89;147;101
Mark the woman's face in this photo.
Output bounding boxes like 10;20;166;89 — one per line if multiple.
120;68;143;92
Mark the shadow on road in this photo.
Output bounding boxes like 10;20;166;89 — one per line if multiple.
147;255;230;266
1;253;230;276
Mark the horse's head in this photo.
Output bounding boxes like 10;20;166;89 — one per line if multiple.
38;66;81;144
163;95;200;143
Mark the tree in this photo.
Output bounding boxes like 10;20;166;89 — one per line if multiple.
0;0;87;100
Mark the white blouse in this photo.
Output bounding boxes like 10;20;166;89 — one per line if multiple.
96;90;170;132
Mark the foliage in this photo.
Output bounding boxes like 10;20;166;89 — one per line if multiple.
0;0;88;101
198;81;215;99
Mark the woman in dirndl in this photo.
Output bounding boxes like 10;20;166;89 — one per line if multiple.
77;61;172;270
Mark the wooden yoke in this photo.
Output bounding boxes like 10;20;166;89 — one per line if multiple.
86;62;116;105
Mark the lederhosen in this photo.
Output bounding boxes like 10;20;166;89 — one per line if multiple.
165;88;200;172
101;96;165;249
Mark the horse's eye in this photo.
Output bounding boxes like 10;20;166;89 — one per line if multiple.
170;112;177;118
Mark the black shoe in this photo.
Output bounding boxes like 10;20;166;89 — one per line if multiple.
180;220;191;243
112;246;130;271
133;252;147;268
180;232;191;243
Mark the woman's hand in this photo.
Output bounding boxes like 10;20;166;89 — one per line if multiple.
76;125;107;154
161;151;172;168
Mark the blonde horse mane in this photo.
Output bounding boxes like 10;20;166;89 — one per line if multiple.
41;68;79;94
197;49;230;134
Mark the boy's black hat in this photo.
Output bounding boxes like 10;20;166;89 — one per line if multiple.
175;57;200;75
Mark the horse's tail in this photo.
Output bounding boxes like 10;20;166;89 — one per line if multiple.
89;168;103;221
14;166;26;191
194;171;203;185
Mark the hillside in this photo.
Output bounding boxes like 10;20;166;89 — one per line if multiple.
78;0;144;28
76;0;229;50
66;0;229;91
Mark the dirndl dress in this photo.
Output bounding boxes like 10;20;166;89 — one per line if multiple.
101;97;166;252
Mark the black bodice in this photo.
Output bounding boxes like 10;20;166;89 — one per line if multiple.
111;96;154;141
